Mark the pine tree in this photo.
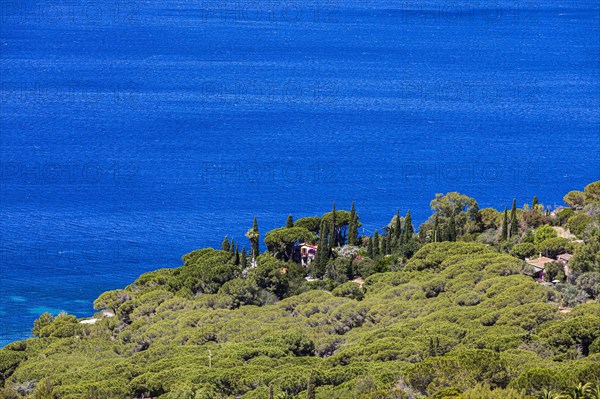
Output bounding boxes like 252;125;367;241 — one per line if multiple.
229;239;235;253
501;209;508;241
373;231;380;257
241;248;247;268
348;202;358;246
402;210;414;243
367;237;374;258
234;244;240;265
222;236;230;251
286;214;294;228
509;198;518;238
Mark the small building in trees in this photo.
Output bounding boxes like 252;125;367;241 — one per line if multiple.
298;243;318;266
557;253;573;278
526;256;554;280
557;253;572;265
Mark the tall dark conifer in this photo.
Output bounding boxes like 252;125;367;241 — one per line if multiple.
367;237;374;258
501;209;509;241
394;210;402;240
509;199;518;238
532;196;539;209
286;214;294;228
402;210;414;243
348;202;359;246
222;236;230;251
241;248;247;268
252;217;260;259
373;231;380;257
315;222;330;270
330;201;337;247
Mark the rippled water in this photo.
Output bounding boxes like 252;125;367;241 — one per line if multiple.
1;0;599;345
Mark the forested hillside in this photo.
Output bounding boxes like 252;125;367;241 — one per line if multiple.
1;182;600;399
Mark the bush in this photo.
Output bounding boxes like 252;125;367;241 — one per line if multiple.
537;237;573;258
510;243;537;260
566;214;593;237
38;313;81;338
354;257;378;277
509;367;570;394
560;285;590;308
577;272;600;299
0;349;26;383
534;225;558;245
326;258;353;284
93;290;131;314
218;277;261;308
458;384;528;399
332;282;364;301
564;191;586;210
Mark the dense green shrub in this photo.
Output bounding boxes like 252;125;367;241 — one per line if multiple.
332;282;365;300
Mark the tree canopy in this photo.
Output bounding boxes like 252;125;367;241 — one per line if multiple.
264;227;317;261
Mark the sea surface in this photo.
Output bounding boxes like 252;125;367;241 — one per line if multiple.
1;0;599;346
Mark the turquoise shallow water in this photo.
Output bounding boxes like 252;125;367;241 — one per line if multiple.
1;0;599;346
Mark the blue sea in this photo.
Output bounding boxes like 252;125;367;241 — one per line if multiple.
1;0;599;346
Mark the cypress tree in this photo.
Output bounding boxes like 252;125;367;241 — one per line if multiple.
509;198;518;238
330;201;337;247
532;196;539;209
234;244;240;265
394;210;402;240
367;237;374;258
252;217;260;259
315;222;330;270
501;209;508;241
241;248;247;268
286;214;294;228
222;236;230;251
373;231;380;257
348;202;358;246
230;239;235;253
402;210;414;243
